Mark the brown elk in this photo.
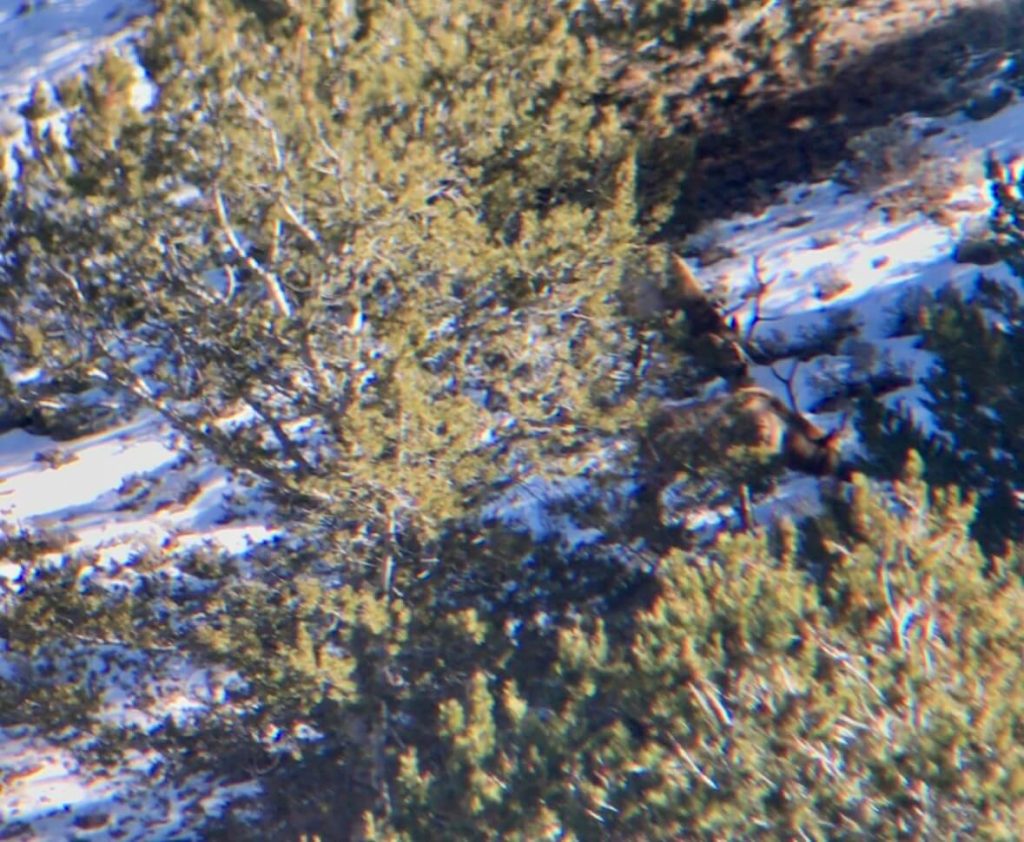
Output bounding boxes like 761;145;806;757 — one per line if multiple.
732;386;846;477
636;384;850;538
630;254;851;540
651;254;849;479
669;252;749;383
647;386;846;479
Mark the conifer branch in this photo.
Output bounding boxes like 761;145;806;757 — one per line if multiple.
240;393;315;476
669;736;718;790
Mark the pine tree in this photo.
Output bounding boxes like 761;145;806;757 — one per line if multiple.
0;0;660;569
174;461;1024;838
856;276;1024;555
5;2;1022;840
848;150;1024;556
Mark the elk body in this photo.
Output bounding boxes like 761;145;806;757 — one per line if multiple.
731;387;844;477
647;386;844;479
630;254;851;541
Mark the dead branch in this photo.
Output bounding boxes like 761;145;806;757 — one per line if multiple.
240;393;315;476
280;199;322;248
738;483;754;532
668;735;718;790
212;184;294;319
46;261;86;305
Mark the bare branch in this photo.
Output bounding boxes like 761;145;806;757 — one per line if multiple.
689;680;733;728
110;365;332;505
240;393;315;476
668;736;718;790
212;184;293;319
232;91;326;250
223;263;238;301
46;261;85;305
280;199;322;248
737;483;754;532
268;215;282;266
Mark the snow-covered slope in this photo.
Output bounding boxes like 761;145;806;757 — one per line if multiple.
691;104;1024;441
0;412;277;574
2;2;1024;838
486;98;1024;538
0;5;274;839
0;0;148;126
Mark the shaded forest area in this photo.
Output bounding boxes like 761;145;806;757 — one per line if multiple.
604;0;1024;230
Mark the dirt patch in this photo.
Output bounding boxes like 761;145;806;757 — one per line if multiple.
606;0;1024;233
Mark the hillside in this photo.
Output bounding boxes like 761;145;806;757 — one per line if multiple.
2;1;1024;839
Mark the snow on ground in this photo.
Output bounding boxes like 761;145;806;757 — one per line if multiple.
1;646;257;837
0;411;277;839
489;94;1024;534
2;2;1024;837
0;0;150;125
1;724;260;841
0;8;276;838
0;411;277;578
0;0;156;178
696;102;1024;418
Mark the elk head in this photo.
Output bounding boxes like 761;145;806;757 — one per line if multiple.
669;253;749;384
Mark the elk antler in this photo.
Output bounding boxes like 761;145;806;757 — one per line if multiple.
769;359;803;416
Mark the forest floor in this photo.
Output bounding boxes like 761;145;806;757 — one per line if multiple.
602;0;1024;229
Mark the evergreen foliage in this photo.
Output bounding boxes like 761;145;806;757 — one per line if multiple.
859;281;1024;555
581;0;837;62
990;154;1024;276
6;462;1024;838
2;2;1024;840
0;0;672;568
857;157;1024;553
253;467;987;834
